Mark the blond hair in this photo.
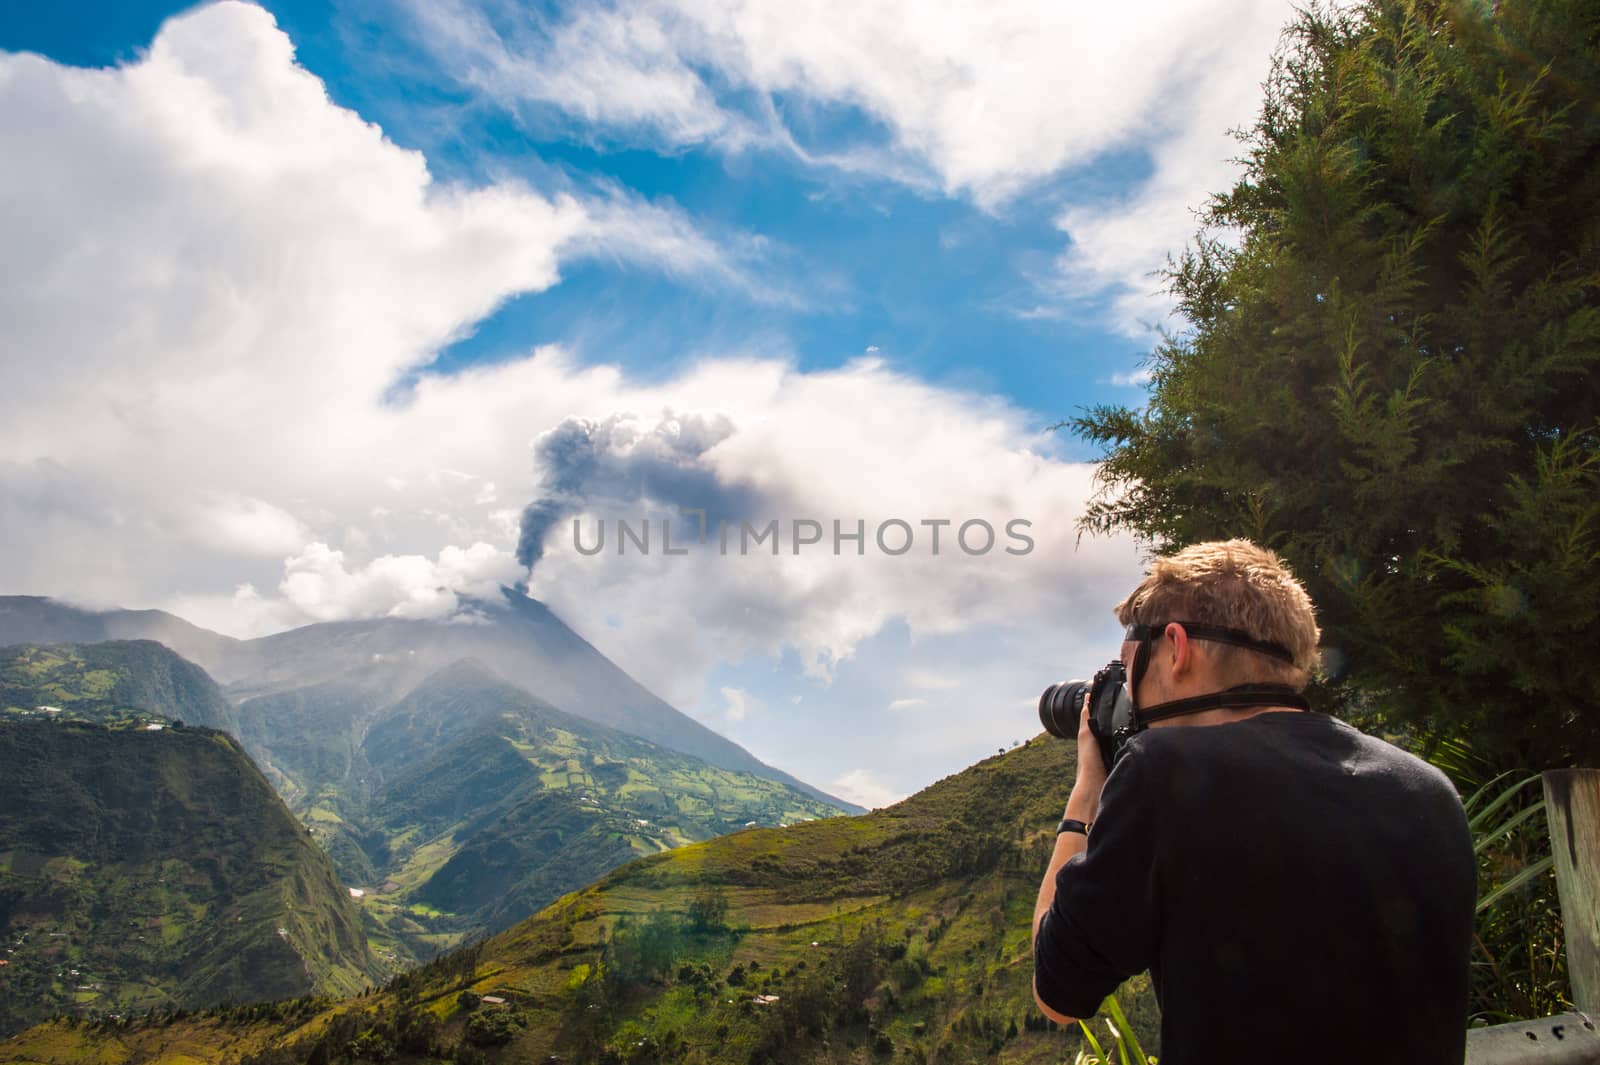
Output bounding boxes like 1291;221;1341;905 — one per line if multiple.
1115;540;1321;689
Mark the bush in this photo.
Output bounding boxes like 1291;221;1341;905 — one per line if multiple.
345;1029;396;1063
607;908;685;987
687;887;730;933
464;1007;527;1047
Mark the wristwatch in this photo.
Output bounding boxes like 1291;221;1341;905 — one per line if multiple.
1056;817;1092;837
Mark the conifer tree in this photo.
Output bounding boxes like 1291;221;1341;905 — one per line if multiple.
1074;0;1600;768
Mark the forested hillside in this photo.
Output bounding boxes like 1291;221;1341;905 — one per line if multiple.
0;736;1160;1063
0;719;382;1036
0;641;238;733
237;659;849;964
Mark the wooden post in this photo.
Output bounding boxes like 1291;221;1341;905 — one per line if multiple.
1542;769;1600;1014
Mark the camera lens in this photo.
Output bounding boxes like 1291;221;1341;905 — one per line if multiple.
1039;680;1090;739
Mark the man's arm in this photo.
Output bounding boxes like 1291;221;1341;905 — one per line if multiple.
1031;798;1098;934
1031;699;1107;1025
1031;801;1095;1024
1032;697;1162;1025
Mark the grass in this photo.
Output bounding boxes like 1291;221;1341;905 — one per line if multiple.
2;724;1165;1063
384;835;460;896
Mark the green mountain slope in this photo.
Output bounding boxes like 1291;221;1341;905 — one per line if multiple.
0;593;858;812
240;660;848;964
1;641;238;733
0;737;1161;1063
0;655;384;1035
234;590;855;809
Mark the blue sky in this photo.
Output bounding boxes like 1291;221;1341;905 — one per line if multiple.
0;0;1297;804
2;0;1155;420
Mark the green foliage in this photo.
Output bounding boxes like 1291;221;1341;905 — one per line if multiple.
0;712;381;1036
345;1028;397;1062
738;923;892;1062
237;1002;445;1064
4;740;1156;1063
0;641;236;732
687;887;731;933
524;741;1158;1064
1428;739;1570;1023
463;1006;527;1047
1074;994;1156;1065
1071;0;1600;769
236;660;846;966
384;940;482;999
605;909;688;989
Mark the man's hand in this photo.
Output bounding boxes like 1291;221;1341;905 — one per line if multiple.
1068;697;1108;821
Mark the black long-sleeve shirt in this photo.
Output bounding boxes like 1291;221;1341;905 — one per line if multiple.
1034;710;1476;1065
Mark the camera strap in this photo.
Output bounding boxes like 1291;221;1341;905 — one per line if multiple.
1135;684;1311;725
1124;620;1306;728
1124;621;1296;663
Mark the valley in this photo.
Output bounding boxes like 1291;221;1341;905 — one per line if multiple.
0;737;1160;1063
235;659;845;964
0;594;856;1023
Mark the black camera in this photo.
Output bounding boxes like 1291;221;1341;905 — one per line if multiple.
1040;622;1312;767
1038;660;1137;768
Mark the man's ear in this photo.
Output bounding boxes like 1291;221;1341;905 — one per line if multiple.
1166;621;1194;677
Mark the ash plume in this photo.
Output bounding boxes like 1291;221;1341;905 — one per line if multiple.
515;411;764;578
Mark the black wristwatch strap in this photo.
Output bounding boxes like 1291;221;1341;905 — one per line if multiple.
1056;817;1092;837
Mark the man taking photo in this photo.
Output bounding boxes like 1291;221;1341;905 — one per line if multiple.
1032;539;1476;1064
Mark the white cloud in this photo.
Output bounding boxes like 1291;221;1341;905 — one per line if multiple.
185;496;309;557
0;1;781;615
886;697;926;712
280;541;524;622
828;768;902;810
568;182;817;308
404;0;1308;331
1046;47;1288;336
162;581;303;639
0;2;1147;793
409;0;1284;203
1108;368;1155;388
419;0;736;145
517;365;1143;702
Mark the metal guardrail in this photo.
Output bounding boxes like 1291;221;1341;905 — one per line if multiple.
1464;1012;1600;1064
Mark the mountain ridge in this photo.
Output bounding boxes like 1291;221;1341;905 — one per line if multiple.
0;597;245;679
1;640;239;734
0;593;856;812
